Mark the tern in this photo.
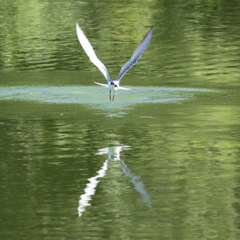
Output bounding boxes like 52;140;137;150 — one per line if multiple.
76;23;154;101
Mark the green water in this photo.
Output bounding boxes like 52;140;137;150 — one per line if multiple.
1;0;240;239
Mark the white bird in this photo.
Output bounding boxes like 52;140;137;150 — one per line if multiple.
76;23;154;101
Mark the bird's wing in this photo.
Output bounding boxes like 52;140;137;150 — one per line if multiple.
94;82;108;88
118;86;131;90
116;26;154;81
76;23;111;81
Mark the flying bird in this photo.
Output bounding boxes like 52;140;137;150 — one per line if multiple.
76;23;154;101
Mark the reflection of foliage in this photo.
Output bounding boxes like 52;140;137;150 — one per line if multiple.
0;102;240;238
0;0;240;88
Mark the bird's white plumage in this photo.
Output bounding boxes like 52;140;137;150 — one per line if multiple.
76;22;153;101
76;23;110;81
93;82;108;88
117;26;154;81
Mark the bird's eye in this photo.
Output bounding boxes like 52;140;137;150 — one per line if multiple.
111;82;114;85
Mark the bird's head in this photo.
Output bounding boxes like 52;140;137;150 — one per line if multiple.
110;81;118;92
111;82;118;88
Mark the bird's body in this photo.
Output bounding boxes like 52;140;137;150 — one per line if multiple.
76;23;153;101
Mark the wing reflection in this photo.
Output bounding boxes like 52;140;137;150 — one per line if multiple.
78;158;110;216
78;145;151;216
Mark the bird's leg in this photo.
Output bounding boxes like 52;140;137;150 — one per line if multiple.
109;91;111;101
112;92;115;102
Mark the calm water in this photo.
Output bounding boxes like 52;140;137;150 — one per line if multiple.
1;0;240;239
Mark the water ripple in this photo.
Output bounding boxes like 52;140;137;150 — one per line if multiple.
0;86;212;117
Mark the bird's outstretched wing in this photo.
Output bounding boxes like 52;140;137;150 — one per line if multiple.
116;26;154;81
94;82;108;88
76;23;111;81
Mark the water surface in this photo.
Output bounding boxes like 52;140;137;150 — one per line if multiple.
1;0;240;239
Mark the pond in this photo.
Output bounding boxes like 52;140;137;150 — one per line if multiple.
0;0;240;239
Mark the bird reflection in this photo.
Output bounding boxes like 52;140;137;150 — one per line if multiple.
78;145;152;216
